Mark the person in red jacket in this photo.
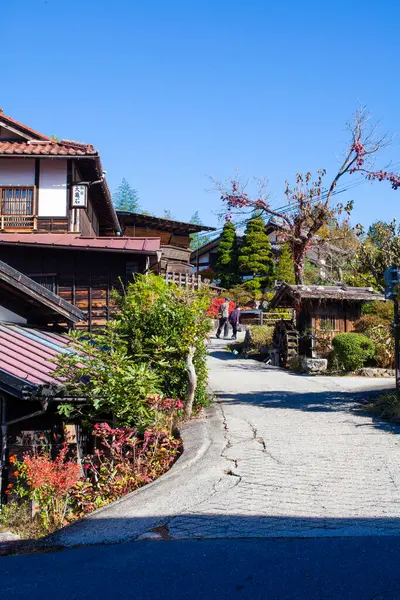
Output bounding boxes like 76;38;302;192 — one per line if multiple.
228;304;241;340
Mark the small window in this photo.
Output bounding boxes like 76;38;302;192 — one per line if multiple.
30;275;57;294
319;314;336;331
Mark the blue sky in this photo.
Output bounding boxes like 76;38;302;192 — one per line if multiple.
2;0;399;232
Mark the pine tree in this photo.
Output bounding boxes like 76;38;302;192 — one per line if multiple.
238;216;275;290
215;221;240;288
113;178;140;212
189;211;213;250
275;242;296;284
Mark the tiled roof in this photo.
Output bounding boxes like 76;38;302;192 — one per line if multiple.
0;111;52;141
0;234;161;253
0;323;68;397
0;140;97;156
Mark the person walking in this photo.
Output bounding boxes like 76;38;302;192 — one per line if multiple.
229;304;241;339
216;297;230;339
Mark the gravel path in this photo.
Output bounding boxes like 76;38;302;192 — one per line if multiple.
169;338;400;538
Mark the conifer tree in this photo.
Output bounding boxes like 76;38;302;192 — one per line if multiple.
113;178;140;212
238;216;275;291
275;242;296;284
215;221;240;288
189;211;213;250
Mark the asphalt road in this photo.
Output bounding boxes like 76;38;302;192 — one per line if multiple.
2;537;400;600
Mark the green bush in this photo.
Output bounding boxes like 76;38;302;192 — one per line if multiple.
332;333;375;372
354;314;394;368
244;325;274;354
55;274;212;426
361;300;393;322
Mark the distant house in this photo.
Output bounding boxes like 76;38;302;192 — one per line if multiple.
0;112;162;329
118;211;215;275
269;283;385;365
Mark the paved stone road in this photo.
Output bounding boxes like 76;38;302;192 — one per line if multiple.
169;338;400;538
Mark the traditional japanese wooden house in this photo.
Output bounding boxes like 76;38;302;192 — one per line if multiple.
118;211;215;275
269;283;385;366
0;112;162;330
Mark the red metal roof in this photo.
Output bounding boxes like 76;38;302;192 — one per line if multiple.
0;140;97;156
0;234;161;253
0;323;68;390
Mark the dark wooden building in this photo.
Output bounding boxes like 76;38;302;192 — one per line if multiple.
118;211;215;274
270;283;386;364
0;234;161;330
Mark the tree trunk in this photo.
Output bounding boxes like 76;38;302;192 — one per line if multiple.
184;345;197;419
293;244;306;285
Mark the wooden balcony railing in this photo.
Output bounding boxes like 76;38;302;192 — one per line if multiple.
0;187;37;230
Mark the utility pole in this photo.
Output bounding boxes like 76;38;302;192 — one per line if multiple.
394;298;400;392
384;266;400;392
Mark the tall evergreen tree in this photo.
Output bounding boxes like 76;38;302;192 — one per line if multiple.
189;211;213;250
275;242;296;284
113;178;140;212
239;216;275;290
215;221;240;288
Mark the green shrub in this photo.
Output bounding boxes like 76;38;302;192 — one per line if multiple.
55;274;212;426
247;325;274;352
354;314;394;368
332;333;375;372
361;300;393;322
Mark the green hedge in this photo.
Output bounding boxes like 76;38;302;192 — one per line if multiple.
332;333;375;372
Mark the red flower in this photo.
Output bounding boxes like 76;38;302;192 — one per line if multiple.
13;471;19;477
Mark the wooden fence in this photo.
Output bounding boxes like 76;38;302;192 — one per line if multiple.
164;272;224;293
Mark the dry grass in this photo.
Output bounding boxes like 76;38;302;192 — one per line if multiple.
367;392;400;422
0;502;46;540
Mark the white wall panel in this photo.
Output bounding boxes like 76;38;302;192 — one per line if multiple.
0;159;35;186
38;160;67;216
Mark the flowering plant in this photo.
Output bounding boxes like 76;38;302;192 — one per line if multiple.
72;423;181;517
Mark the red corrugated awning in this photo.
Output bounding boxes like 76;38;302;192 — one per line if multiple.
0;324;68;392
0;234;161;253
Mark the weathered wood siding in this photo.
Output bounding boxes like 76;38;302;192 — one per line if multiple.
0;246;146;331
123;225;189;249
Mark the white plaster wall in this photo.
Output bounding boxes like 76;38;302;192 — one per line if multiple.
0;304;27;324
38;160;67;217
0;159;35;186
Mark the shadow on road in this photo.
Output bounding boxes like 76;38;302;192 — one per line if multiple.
4;515;400;599
215;389;400;435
